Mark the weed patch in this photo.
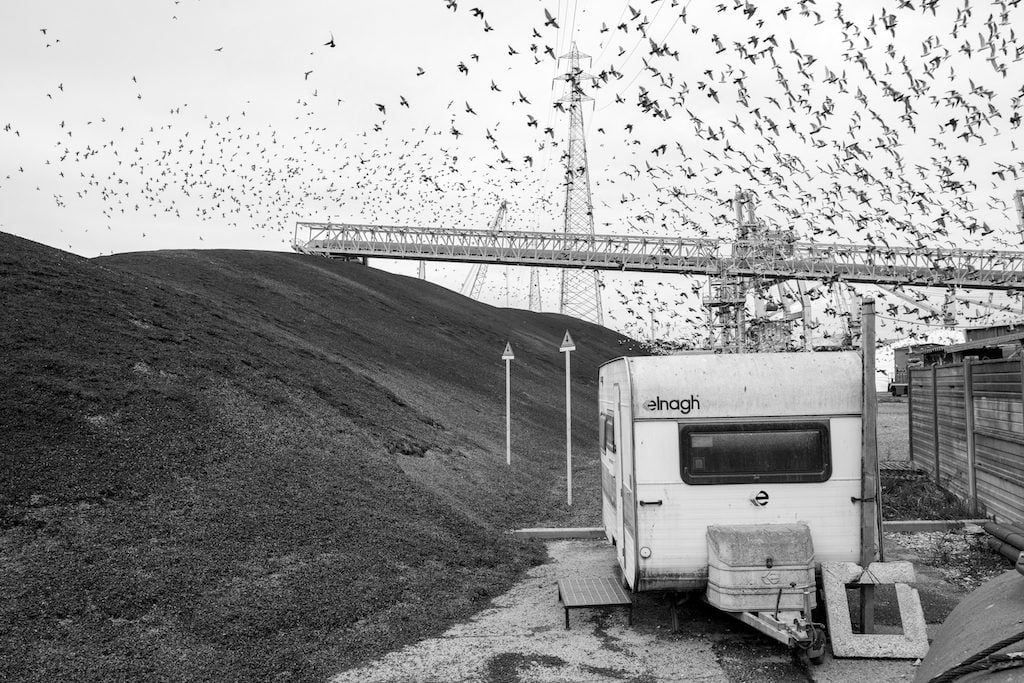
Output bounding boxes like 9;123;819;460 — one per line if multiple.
881;476;973;520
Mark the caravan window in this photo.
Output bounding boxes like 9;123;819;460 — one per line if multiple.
679;421;831;485
601;412;616;453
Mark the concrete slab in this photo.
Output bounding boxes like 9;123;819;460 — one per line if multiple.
859;561;916;584
821;561;930;660
512;527;606;540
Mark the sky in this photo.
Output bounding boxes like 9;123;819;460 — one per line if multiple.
3;0;1024;348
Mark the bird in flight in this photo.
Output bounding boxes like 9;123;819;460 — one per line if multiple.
544;8;559;28
304;70;313;80
324;32;335;48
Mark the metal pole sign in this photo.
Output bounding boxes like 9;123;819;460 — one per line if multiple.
502;342;514;466
560;331;576;505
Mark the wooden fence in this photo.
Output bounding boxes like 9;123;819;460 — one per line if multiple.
909;358;1024;526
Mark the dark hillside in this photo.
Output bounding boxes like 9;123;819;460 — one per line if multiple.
0;232;641;682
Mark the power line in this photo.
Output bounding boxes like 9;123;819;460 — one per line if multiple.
875;314;961;328
595;0;690;112
593;0;633;67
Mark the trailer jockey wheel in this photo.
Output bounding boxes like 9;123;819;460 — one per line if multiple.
806;624;827;665
794;624;827;667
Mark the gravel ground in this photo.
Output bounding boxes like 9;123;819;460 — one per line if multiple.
330;540;917;683
327;399;1000;683
877;398;909;463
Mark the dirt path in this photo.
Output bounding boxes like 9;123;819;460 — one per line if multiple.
330;540;916;682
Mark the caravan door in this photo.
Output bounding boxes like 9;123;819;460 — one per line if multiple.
618;384;638;588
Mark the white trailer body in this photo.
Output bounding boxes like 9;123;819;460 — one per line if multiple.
599;352;866;592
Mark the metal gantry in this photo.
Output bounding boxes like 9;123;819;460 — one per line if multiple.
292;221;1024;291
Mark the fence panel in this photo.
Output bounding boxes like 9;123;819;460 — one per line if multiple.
935;365;969;500
909;367;936;477
908;357;1024;526
971;358;1024;525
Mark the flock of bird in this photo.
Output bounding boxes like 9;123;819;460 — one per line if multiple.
4;0;1024;345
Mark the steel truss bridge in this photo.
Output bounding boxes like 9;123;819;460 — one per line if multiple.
292;221;1024;291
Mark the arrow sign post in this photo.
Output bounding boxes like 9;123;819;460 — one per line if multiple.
502;342;514;466
560;331;576;506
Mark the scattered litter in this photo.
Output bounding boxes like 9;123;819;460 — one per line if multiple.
886;531;1011;590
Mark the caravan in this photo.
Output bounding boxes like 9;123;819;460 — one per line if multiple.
599;352;868;594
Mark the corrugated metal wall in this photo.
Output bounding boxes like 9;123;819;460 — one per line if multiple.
909;358;1024;526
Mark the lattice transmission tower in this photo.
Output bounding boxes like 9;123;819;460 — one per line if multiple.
460;201;508;299
555;43;603;326
528;268;542;312
1015;189;1024;241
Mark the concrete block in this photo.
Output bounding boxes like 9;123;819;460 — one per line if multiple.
859;561;916;585
821;561;930;659
823;561;863;585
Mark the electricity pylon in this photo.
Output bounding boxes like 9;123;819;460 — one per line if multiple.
460;201;508;300
1015;189;1024;241
528;268;542;312
555;43;603;326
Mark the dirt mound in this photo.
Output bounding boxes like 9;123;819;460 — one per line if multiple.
0;232;642;682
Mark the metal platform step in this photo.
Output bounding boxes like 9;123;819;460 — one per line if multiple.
556;577;633;630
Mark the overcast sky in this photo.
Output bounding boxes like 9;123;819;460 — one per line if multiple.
3;0;1023;345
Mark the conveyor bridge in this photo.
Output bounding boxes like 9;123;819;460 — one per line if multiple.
292;221;1024;291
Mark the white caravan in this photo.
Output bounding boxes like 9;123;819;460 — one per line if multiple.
599;352;868;592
